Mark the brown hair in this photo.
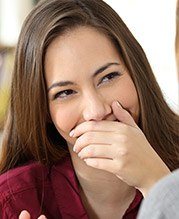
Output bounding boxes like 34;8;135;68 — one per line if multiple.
1;0;179;173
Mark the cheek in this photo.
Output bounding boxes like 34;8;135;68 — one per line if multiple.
49;103;78;140
119;81;139;108
121;80;140;123
107;77;140;122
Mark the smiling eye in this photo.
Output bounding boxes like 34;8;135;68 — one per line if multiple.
53;89;76;100
98;71;121;86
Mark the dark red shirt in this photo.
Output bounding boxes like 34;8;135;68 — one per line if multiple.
0;155;142;219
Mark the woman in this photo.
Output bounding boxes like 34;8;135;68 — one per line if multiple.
0;0;178;218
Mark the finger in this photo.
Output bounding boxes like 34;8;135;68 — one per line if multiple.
112;101;138;128
77;144;121;159
38;215;47;219
73;131;113;153
19;210;31;219
84;158;120;175
69;120;126;138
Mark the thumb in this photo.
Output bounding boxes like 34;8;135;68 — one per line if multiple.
19;210;31;219
112;101;138;128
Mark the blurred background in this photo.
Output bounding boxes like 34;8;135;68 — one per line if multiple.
0;0;178;146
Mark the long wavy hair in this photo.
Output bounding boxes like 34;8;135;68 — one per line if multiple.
1;0;179;173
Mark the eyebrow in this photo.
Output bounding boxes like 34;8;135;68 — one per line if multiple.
47;62;120;92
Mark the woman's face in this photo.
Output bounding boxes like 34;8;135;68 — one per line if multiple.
45;26;139;145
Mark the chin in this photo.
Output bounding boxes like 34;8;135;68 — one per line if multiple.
64;134;77;146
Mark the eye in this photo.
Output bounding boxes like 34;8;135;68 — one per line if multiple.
97;71;121;86
53;89;77;100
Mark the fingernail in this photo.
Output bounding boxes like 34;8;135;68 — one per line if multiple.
19;210;30;217
38;215;47;219
78;152;82;158
73;146;76;152
69;129;74;137
116;101;122;108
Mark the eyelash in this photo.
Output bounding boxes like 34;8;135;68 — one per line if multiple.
53;71;121;100
97;71;120;86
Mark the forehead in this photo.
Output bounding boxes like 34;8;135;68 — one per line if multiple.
44;26;121;83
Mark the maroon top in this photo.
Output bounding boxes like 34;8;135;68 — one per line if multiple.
0;155;143;219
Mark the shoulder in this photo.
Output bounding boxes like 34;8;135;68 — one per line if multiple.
0;161;49;201
147;169;179;200
138;169;179;219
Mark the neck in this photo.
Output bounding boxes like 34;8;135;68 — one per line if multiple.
78;172;136;207
68;144;136;209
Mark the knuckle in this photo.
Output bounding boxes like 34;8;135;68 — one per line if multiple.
120;134;128;143
115;134;128;143
114;151;130;170
115;147;127;159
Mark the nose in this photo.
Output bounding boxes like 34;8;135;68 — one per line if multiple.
82;91;111;121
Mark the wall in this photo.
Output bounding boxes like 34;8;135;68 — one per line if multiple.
0;0;33;46
105;0;178;112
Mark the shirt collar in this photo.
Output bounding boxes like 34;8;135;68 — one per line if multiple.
52;155;143;218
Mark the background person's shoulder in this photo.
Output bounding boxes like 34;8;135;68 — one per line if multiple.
137;169;179;219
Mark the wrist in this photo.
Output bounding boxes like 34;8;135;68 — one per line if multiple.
139;166;171;198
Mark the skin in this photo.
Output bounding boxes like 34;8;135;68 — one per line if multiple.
19;210;46;219
19;26;170;219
